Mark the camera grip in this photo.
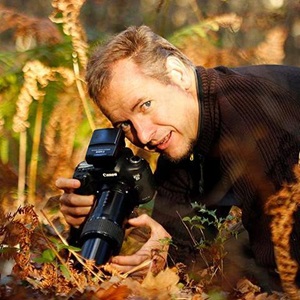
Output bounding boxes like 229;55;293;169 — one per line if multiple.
73;161;95;195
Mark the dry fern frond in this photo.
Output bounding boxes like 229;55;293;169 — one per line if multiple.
11;61;76;205
1;205;38;267
265;165;300;300
49;0;94;130
178;13;287;68
254;26;287;64
207;13;243;33
12;60;75;133
0;4;62;50
50;0;88;68
42;88;83;186
1;205;107;297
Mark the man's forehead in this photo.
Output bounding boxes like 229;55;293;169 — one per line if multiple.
111;58;144;77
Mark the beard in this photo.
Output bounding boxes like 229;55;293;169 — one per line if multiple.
161;138;196;163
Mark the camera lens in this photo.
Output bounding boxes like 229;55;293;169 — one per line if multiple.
129;156;142;164
81;237;113;265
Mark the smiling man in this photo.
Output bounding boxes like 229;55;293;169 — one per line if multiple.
99;58;199;161
56;25;300;280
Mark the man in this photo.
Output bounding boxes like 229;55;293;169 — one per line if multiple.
56;25;300;277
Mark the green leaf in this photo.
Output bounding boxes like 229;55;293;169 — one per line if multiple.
33;249;56;263
48;237;81;252
191;224;205;230
59;244;81;252
182;216;191;222
59;264;71;280
42;248;56;262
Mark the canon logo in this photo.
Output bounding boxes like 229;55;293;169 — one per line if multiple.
103;172;118;177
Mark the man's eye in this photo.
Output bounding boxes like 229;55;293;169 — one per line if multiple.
141;101;151;111
120;121;131;131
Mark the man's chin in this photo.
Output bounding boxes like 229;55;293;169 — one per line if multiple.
161;149;193;164
157;138;196;163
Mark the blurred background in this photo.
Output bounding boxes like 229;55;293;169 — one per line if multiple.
0;0;299;212
2;0;300;63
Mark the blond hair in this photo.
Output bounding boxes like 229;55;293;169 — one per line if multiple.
86;25;194;106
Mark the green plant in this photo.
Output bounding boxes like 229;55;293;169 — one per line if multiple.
182;204;240;280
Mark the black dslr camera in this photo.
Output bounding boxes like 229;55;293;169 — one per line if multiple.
73;128;156;265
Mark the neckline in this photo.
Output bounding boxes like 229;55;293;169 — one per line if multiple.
194;67;204;152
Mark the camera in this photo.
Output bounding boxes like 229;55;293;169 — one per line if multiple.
72;128;157;265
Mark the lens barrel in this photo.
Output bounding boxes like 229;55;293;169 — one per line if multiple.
79;183;133;265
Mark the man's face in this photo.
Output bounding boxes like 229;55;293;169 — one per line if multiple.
99;58;199;162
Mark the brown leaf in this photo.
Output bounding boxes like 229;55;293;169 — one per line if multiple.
93;284;131;300
236;278;261;294
141;267;179;290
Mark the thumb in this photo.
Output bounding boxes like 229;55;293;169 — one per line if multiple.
127;214;154;228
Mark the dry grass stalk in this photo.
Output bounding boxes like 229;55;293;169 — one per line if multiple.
49;0;96;130
0;111;4;134
13;60;75;205
73;51;96;130
28;99;44;204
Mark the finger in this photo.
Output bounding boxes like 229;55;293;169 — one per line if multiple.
60;202;92;216
128;214;167;231
127;214;154;227
128;214;171;239
55;178;81;192
60;197;92;227
63;215;87;227
60;193;94;207
111;252;150;266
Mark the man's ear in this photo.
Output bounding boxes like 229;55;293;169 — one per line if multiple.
166;56;191;90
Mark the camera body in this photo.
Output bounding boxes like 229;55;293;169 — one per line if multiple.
73;128;156;265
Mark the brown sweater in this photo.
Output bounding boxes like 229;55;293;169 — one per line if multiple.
152;65;300;268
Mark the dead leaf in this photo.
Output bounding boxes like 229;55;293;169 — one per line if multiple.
93;284;131;300
236;278;261;294
141;267;179;290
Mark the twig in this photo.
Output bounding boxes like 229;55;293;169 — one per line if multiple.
119;259;152;279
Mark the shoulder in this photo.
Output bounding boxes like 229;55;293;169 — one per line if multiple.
214;64;300;77
213;65;300;95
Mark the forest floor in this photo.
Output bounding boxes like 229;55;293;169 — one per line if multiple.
0;204;293;299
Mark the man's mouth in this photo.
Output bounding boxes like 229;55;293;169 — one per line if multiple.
156;132;171;151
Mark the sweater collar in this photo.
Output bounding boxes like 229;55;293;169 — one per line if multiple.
194;66;219;155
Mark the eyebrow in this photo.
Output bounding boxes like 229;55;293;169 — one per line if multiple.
131;97;148;112
111;96;149;128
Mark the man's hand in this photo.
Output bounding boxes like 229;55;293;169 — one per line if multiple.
56;178;171;276
55;177;94;227
110;214;171;276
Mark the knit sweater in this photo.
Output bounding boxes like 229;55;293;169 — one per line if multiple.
152;65;300;268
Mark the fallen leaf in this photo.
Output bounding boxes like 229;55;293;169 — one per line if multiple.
93;284;131;300
141;267;179;290
236;278;261;294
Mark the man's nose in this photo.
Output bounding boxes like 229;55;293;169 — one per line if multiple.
133;120;153;145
